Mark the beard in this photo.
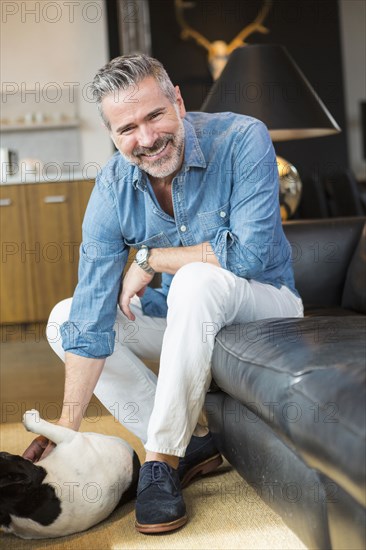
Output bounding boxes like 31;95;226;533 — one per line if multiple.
121;118;185;179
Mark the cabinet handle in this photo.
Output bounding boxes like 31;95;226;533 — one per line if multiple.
44;195;67;204
0;198;12;206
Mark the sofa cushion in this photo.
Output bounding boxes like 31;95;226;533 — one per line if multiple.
283;218;365;308
342;223;366;314
304;307;362;316
211;316;366;506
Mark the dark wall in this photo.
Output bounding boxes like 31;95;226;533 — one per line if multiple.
106;0;120;60
149;0;349;183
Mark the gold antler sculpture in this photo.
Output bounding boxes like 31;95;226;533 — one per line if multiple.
175;0;273;80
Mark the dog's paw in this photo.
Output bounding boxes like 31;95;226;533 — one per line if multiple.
23;409;41;431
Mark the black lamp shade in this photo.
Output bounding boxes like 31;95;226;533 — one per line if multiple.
201;44;341;141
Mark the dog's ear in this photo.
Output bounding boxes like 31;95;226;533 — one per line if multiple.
0;452;45;489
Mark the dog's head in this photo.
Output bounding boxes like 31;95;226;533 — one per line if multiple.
0;452;46;493
0;452;62;530
0;452;50;528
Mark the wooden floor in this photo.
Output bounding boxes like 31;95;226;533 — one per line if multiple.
0;324;159;425
0;325;157;456
1;329;109;425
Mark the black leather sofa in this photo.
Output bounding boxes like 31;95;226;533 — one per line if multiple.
206;217;366;550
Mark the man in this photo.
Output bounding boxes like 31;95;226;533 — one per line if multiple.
24;54;303;534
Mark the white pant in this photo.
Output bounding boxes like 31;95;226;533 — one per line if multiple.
47;263;303;457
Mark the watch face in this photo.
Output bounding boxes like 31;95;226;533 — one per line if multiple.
136;247;148;263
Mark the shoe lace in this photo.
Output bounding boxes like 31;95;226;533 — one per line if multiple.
151;461;173;482
142;461;178;489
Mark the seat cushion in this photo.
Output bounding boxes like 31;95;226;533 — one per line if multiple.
211;316;366;506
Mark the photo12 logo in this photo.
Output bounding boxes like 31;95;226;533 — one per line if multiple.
2;2;103;24
2;81;96;105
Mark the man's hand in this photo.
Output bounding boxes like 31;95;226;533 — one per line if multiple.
22;435;55;463
119;262;154;320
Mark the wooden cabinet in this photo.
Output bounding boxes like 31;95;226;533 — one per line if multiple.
25;182;83;321
0;185;36;322
0;180;94;324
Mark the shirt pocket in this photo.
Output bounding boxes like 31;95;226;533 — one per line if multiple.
125;232;173;250
198;202;230;232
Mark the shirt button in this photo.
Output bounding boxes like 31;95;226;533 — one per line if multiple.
180;225;187;232
220;211;226;218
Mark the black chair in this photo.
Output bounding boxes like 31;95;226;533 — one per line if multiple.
299;174;330;218
323;169;365;217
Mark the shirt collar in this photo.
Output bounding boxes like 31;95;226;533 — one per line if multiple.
182;117;207;169
131;116;206;190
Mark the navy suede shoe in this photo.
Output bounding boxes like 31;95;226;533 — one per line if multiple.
178;431;223;488
135;461;187;534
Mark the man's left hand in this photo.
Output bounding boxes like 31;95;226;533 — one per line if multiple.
119;262;154;320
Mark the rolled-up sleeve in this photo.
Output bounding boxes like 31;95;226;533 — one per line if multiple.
210;120;281;279
61;177;129;358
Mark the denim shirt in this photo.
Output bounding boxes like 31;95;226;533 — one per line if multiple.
61;112;298;359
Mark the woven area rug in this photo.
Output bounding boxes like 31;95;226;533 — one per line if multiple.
0;415;307;550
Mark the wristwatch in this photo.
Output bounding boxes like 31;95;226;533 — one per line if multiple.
134;246;155;275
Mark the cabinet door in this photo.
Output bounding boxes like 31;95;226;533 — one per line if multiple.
77;179;95;221
0;186;36;323
25;182;81;321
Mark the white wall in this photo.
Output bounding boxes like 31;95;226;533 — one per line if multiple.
0;0;113;172
339;0;366;180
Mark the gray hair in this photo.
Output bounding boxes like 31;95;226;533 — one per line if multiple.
91;54;177;129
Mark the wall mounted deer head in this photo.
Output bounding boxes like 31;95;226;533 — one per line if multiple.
175;0;273;80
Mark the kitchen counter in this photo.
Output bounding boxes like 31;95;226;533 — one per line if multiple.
0;171;95;185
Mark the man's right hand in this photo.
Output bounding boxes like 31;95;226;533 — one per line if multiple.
22;435;55;463
119;261;154;321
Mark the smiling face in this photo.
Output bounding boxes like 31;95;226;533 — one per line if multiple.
101;76;186;180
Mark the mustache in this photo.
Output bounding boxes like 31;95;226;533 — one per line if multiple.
133;135;174;157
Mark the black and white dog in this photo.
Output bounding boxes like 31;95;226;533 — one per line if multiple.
0;409;140;539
